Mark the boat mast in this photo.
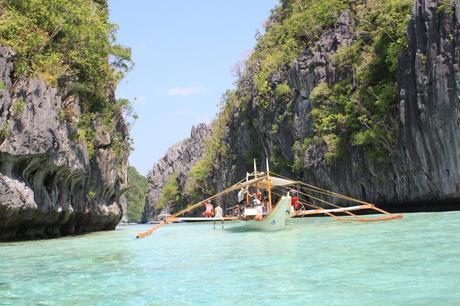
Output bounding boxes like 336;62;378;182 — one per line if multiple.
266;158;272;213
253;159;258;197
246;172;249;205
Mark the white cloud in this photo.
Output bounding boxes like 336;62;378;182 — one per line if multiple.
167;86;207;96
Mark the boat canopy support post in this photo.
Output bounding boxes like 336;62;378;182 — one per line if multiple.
246;172;249;206
266;158;272;213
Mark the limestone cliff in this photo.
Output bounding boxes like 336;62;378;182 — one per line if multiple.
150;0;460;214
0;47;128;240
142;124;211;221
221;0;460;211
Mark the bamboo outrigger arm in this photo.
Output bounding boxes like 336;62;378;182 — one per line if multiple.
270;171;403;222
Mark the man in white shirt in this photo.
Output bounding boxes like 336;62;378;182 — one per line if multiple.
238;188;246;205
213;204;224;229
236;187;247;217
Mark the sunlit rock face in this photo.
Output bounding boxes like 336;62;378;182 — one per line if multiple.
0;47;128;241
219;0;460;211
147;0;460;214
142;123;212;222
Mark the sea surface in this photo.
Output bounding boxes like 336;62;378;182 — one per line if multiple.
1;211;459;306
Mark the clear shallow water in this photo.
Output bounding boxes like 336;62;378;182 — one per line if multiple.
1;212;459;306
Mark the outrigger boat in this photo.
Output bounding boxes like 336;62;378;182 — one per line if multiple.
136;159;403;238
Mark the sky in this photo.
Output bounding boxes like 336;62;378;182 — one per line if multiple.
108;0;278;175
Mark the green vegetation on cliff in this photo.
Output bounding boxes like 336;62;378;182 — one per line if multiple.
126;166;148;223
0;0;133;157
247;0;412;166
0;0;131;89
184;0;414;198
248;0;348;98
308;0;412;164
185;91;234;200
157;173;180;210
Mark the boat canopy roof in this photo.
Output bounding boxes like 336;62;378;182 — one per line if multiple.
228;175;296;192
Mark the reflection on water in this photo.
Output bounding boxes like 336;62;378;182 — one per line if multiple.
1;212;460;305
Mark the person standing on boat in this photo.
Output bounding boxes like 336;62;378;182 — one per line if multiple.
249;188;263;207
238;188;246;205
213;204;224;229
203;200;214;218
237;187;246;216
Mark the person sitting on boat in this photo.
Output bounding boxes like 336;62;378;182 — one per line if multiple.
252;194;261;207
213;204;224;229
255;188;263;201
291;194;299;211
202;200;214;218
249;188;263;207
262;196;269;214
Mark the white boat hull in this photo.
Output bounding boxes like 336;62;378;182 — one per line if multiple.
235;196;291;231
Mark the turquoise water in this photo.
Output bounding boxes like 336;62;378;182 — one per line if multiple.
1;212;460;306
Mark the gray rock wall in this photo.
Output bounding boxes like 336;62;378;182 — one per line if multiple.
0;47;128;240
142;123;211;221
216;0;460;212
147;0;460;214
294;0;460;210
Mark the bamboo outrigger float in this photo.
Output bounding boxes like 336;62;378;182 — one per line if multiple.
136;159;403;239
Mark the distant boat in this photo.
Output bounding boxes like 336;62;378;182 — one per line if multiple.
136;159;403;239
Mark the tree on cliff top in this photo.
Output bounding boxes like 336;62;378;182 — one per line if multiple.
0;0;134;157
0;0;132;93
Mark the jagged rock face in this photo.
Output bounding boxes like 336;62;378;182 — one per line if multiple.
296;0;460;210
0;47;128;241
146;0;460;214
142;123;211;221
218;11;357;190
215;1;460;211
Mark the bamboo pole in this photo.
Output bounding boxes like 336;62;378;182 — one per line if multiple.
271;170;403;219
136;177;246;239
253;159;258;204
279;185;362;218
272;189;340;220
245;172;249;206
266;158;272;213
